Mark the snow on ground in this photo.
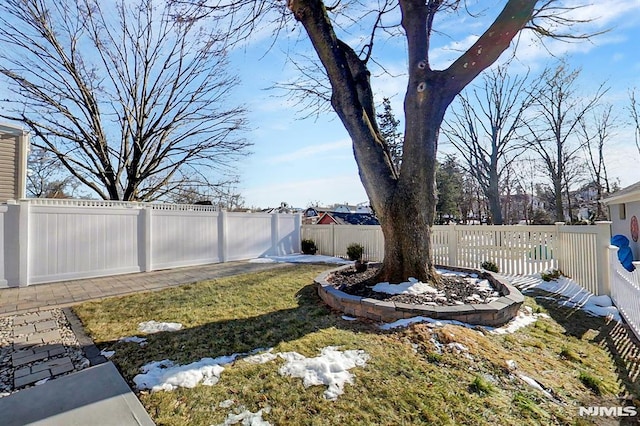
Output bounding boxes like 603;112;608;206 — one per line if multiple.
133;354;238;392
379;272;620;332
379;316;475;331
119;336;148;346
249;254;352;265
372;277;438;295
100;350;115;358
133;346;369;401
138;320;183;334
379;306;548;335
490;307;550;335
511;274;621;322
371;269;496;301
278;346;370;401
217;406;272;426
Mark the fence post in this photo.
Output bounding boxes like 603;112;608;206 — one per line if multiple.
5;200;30;287
554;222;565;272
218;210;228;262
447;224;458;266
331;223;336;257
295;214;302;253
140;206;152;272
271;213;280;256
594;221;612;296
0;206;6;287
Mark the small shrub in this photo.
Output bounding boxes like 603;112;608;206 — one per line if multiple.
541;269;562;282
481;261;499;273
346;243;364;261
469;375;494;395
301;239;317;255
579;371;603;395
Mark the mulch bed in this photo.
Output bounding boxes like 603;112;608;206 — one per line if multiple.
327;265;503;306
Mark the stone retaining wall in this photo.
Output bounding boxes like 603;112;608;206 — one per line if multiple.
315;265;524;327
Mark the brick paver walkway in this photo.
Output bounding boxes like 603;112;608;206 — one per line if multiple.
0;261;288;316
10;311;75;389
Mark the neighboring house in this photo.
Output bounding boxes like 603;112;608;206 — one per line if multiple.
262;202;301;214
500;193;546;224
303;204;376;225
0;123;29;203
317;212;380;226
601;181;640;260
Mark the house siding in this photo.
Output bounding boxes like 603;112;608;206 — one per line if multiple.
610;201;640;259
0;133;18;202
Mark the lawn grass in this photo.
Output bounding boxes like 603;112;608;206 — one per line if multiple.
73;264;639;425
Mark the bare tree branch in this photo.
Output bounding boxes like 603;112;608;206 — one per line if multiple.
0;0;249;201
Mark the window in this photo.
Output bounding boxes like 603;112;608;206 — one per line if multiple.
620;203;626;220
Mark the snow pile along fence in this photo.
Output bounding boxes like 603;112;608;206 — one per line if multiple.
608;245;640;340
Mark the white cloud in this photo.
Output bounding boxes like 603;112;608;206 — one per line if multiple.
267;139;351;164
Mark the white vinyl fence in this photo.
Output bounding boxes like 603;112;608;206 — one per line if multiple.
302;222;612;295
608;246;640;340
0;199;301;287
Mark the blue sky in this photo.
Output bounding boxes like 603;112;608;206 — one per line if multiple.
228;1;640;209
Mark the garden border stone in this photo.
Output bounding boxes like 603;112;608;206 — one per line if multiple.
315;264;524;327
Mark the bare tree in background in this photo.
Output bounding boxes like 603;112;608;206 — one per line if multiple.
175;0;602;282
26;147;79;198
629;89;640;158
0;0;249;201
578;104;616;220
444;66;534;225
526;61;606;222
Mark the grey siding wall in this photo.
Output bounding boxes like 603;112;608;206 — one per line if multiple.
610;200;640;259
0;134;18;202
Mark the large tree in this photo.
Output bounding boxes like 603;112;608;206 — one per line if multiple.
444;65;534;225
578;104;615;220
526;61;606;222
180;0;595;282
629;89;640;158
0;0;249;201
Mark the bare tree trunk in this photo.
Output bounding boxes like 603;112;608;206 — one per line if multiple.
287;0;538;282
487;170;503;225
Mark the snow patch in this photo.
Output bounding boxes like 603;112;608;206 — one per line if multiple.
219;399;235;408
372;279;439;296
217;406;271;426
517;275;621;322
490;309;549;335
138;320;183;334
341;315;358;321
243;350;278;365
278;347;370;401
379;316;476;331
119;336;148;346
133;354;238;392
100;350;115;358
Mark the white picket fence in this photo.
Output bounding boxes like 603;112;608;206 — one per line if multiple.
302;222;612;295
608;246;640;340
0;199;301;287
